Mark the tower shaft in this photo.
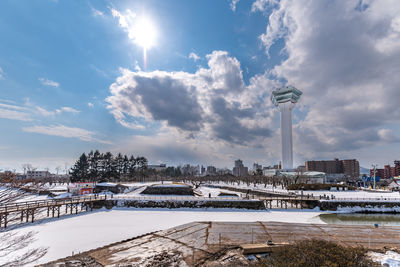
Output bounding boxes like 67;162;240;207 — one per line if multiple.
279;102;293;169
270;86;302;171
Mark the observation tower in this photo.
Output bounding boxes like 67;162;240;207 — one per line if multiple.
271;86;302;170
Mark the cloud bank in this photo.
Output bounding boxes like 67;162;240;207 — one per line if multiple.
254;0;400;159
107;51;278;146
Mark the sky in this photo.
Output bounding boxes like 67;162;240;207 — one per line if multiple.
0;0;400;172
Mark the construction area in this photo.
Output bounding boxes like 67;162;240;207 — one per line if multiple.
42;221;400;266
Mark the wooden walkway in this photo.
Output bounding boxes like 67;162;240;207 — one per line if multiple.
0;195;107;229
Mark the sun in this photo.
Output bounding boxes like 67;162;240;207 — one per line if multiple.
133;16;157;50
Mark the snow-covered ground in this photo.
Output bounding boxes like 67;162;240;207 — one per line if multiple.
0;186;50;203
197;186;241;198
0;208;323;266
369;250;400;266
207;181;400;199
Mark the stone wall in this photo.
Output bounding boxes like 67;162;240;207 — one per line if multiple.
100;199;266;210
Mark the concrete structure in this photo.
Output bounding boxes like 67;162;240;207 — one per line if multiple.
306;158;360;180
148;164;167;171
271;86;302;170
232;159;248;177
26;170;51;180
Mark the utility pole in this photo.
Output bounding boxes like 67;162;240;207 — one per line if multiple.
372;164;377;189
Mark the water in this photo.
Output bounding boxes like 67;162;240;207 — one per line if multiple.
320;213;400;226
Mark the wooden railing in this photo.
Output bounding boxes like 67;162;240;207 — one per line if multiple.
0;195;107;213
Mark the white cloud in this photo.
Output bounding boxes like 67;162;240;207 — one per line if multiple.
255;0;400;159
22;125;111;144
0;67;4;79
36;106;79;116
188;52;200;62
91;7;104;16
110;8;136;39
88;102;94;108
251;0;277;13
38;77;59;88
56;107;80;114
36;106;55;117
107;50;279;147
0;108;32;121
0;101;32;121
230;0;240;11
0;103;27;111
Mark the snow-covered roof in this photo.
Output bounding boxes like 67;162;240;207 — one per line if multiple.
152;184;190;188
96;182;117;187
279;171;326;178
303;171;326;177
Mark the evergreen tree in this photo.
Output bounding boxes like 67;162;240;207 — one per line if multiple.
115;153;124;180
70;151;148;182
122;155;129;178
70;153;89;182
128;155;136;180
102;152;115;180
88;150;101;182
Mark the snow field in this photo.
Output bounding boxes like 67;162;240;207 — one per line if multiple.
0;208;323;266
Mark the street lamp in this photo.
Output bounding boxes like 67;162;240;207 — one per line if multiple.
371;164;377;189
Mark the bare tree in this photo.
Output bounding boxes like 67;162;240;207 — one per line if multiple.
0;173;48;265
0;232;47;267
190;180;204;189
55;166;61;175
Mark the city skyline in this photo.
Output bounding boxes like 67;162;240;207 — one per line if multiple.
1;0;400;171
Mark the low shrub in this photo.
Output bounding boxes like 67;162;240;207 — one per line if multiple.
254;239;378;267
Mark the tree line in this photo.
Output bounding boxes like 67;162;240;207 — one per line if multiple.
70;151;148;182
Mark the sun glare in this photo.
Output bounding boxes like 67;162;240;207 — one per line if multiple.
133;16;157;50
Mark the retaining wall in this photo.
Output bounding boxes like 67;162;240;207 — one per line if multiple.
97;199;266;210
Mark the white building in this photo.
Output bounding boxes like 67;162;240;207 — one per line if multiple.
26;170;51;180
263;169;326;184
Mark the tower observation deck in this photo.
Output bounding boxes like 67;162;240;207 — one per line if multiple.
271;86;302;170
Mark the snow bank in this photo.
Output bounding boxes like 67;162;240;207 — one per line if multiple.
369;251;400;266
335;205;400;213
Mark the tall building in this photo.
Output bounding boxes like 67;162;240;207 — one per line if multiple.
206;166;217;175
233;159;248;177
370;168;384;179
253;163;262;171
342;159;360;179
395;161;400;176
371;161;400;180
271;86;302;170
305;158;359;179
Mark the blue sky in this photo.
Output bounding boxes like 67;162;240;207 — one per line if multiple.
0;0;400;172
